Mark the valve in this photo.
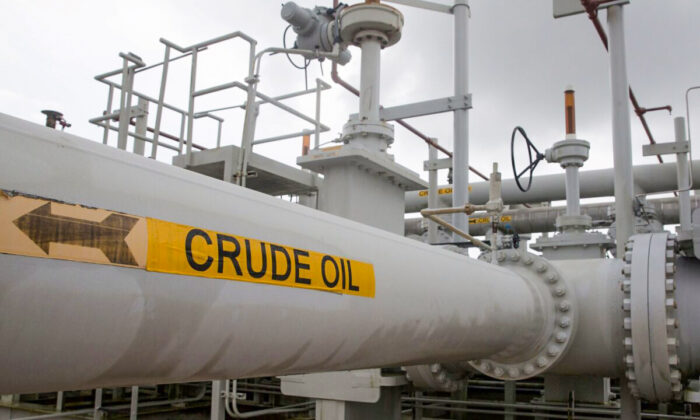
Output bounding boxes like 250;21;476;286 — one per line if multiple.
510;126;545;192
280;2;351;65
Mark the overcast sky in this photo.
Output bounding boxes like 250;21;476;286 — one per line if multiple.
2;0;699;187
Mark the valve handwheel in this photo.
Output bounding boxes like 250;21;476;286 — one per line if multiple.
510;126;545;192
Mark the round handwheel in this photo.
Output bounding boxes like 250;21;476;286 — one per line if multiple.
510;126;545;192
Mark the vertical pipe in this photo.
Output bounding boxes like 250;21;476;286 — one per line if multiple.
315;78;322;148
359;39;381;123
129;386;139;420
93;388;103;420
103;86;114;145
675;116;692;231
607;5;635;257
151;45;171;159
565;166;581;216
133;97;149;156
414;391;423;420
185;49;198;164
216;120;223;148
211;381;225;420
504;381;516;420
56;391;64;412
117;60;132;151
452;0;470;239
428;144;439;243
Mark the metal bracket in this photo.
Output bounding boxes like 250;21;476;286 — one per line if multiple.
423;157;452;171
642;141;689;157
350;95;472;122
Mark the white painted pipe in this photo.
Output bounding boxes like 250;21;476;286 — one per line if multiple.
359;38;381;123
404;161;700;213
675;116;692;231
0;113;544;394
405;196;700;237
607;5;635;257
452;0;470;238
564;166;580;216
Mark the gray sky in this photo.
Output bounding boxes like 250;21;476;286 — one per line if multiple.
2;0;699;186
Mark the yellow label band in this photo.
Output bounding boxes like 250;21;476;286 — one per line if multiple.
469;215;513;225
1;191;375;298
146;219;375;298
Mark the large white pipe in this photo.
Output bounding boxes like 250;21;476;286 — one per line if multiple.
607;5;635;257
0;114;544;394
405;161;700;212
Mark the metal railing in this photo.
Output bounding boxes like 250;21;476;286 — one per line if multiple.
90;31;332;187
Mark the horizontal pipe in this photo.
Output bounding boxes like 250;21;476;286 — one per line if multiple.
406;161;700;212
0;113;544;394
405;196;700;236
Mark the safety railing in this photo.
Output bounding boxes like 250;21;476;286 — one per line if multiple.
90;31;332;186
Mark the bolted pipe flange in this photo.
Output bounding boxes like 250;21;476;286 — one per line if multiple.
622;232;682;401
469;250;577;380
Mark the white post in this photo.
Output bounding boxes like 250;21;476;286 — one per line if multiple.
428;144;439;243
93;388;103;420
315;78;322;149
238;82;259;187
504;381;516;420
133;98;149;156
185;49;198;164
607;5;635;257
117;62;134;151
129;386;139;420
151;45;171;159
675;116;692;231
452;0;470;239
210;380;226;420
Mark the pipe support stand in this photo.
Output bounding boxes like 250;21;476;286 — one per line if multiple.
470;250;577;380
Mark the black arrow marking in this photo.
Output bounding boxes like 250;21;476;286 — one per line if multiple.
13;203;139;266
